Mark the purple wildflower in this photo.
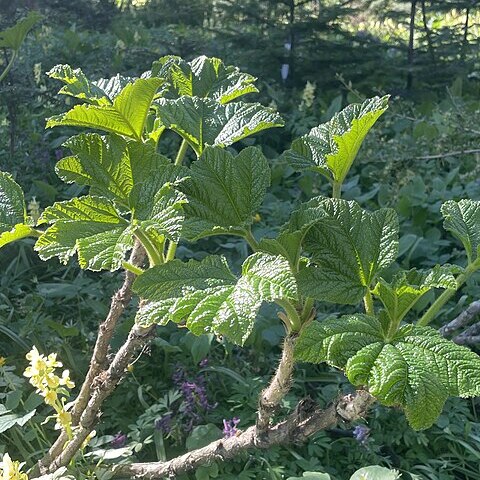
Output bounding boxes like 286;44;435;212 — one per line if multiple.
353;425;370;445
223;417;240;438
111;432;127;448
155;414;172;434
172;365;187;387
54;148;64;161
199;358;209;368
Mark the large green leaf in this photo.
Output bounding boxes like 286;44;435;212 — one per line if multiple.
0;172;36;248
0;11;41;51
47;65;111;106
130;168;188;243
295;314;385;367
151;55;258;103
295;197;398;304
441;199;480;264
156;97;284;156
134;253;297;345
56;133;171;206
47;77;164;141
179;146;270;239
34;196;132;271
373;265;460;327
283;96;388;184
296;315;480;430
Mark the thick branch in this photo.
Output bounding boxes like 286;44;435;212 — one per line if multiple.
112;390;374;479
36;244;145;473
44;323;156;472
453;321;480;345
256;334;296;438
440;300;480;336
73;242;146;423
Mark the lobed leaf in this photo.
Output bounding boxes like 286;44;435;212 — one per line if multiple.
179;146;270;239
47;77;164;140
441;199;480;264
57;133;171;206
156;97;284;156
0;172;36;249
134;253;296;345
47;65;112;106
151;55;258;103
0;11;41;51
373;265;460;326
283;96;388;184
34;196;132;271
295;197;398;304
296;315;480;429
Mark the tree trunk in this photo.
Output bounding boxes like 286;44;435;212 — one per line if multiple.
407;0;417;90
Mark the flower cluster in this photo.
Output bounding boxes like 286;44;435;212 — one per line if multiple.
0;453;28;480
23;346;75;437
222;417;240;438
172;364;216;432
352;424;370;446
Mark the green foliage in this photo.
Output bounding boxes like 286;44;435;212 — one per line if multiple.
156;97;284;156
294;197;398;304
179;146;270;239
46;77;165;141
1;46;480;479
0;172;36;248
134;253;297;345
441;200;480;264
0;11;42;52
151;55;258;103
296;315;480;430
284;96;389;186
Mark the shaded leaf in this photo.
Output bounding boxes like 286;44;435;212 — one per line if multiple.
295;197;398;304
179;146;270;239
156;97;283;156
151;55;258;103
0;11;41;51
441;199;480;263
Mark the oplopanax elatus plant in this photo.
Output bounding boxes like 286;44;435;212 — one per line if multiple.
0;55;480;479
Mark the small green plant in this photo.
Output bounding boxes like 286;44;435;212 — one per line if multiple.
0;55;479;479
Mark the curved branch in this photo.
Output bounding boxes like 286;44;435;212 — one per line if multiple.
112;390;374;479
440;300;480;337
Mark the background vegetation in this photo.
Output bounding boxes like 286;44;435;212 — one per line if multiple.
0;1;479;479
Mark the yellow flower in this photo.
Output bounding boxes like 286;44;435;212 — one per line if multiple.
0;453;28;480
44;390;58;406
0;357;6;367
59;370;75;389
57;410;72;429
